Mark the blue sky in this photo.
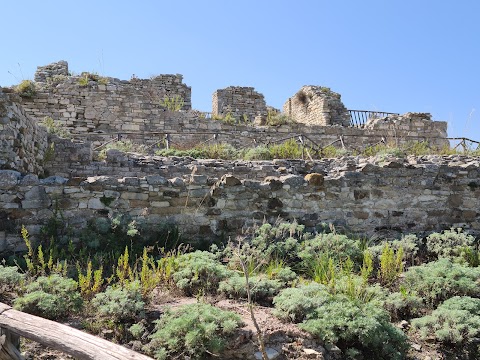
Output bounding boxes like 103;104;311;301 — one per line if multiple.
2;1;480;143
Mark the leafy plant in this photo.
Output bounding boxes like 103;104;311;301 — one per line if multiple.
40;116;71;138
412;296;480;351
384;288;424;321
15;80;36;97
300;295;409;360
219;270;294;302
299;233;363;271
98;140;148;160
159;95;184;112
426;228;475;260
404;258;480;307
91;281;145;323
14;274;82;319
379;243;404;286
0;265;25;299
173;251;231;295
146;303;242;360
77;261;104;300
273;283;330;322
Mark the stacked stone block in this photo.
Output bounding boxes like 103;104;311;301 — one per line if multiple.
0;90;47;174
283;86;350;126
2;155;480;254
212;86;267;122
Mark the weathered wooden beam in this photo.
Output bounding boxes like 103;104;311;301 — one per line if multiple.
0;303;153;360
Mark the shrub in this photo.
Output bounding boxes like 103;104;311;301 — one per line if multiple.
159;95;184;112
98;140;148;160
173;251;231;295
0;265;25;288
266;111;294;126
250;221;305;264
273;283;330;322
412;296;480;350
15;80;36;97
14;274;82;319
40;116;71;138
369;234;421;267
384;289;424;321
379;243;404;286
243;146;272;160
299;233;363;270
146;303;242;360
92;281;145;322
426;228;475;260
300;295;409;360
334;274;386;304
219;265;296;302
404;258;480;306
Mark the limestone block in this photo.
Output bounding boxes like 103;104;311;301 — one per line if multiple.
21;186;51;209
0;170;21;189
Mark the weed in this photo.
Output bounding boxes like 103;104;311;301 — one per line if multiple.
146;303;242;360
159;95;184;112
15;80;36;98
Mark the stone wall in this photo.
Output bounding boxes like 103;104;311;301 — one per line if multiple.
212;86;267;121
283;86;350;126
19;63;191;135
34;60;69;83
0;90;47;174
2;155;479;254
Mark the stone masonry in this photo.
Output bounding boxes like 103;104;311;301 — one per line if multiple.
212;86;268;121
0;61;463;255
1;155;480;253
283;86;350;126
0;89;47;174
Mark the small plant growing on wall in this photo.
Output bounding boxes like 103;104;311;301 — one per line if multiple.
15;80;36;98
159;95;184;112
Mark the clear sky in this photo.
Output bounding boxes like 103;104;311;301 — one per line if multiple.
2;1;480;143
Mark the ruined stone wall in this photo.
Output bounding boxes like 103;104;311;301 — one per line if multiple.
1;155;479;254
283;86;350;126
19;66;191;135
0;90;47;174
212;86;267;121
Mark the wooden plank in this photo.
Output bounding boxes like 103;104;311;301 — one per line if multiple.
0;303;153;360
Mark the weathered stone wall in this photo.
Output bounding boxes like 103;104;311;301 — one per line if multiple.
34;60;69;83
283;86;350;126
0;90;47;174
19;63;191;134
2;155;479;254
212;86;267;121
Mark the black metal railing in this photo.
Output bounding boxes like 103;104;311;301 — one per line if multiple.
348;110;399;128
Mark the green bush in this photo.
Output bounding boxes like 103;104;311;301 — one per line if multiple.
155;143;238;160
243;146;272;160
426;228;475;260
0;265;25;288
98;140;148;160
146;303;242;360
384;289;424;321
92;281;145;322
249;221;305;264
219;266;296;302
404;258;480;306
412;296;480;350
40;116;71;138
173;251;231;295
15;80;36;97
298;234;363;281
369;234;421;267
14;274;82;319
273;283;330;322
300;295;409;360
